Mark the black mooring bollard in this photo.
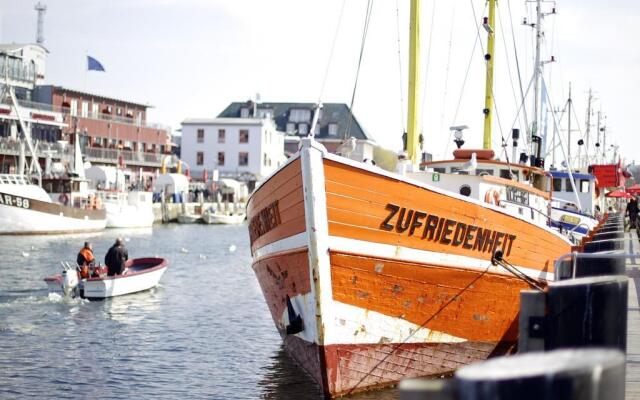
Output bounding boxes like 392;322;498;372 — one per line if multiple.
546;276;627;351
519;275;628;353
584;238;626;253
554;251;626;280
593;230;625;241
454;348;625;400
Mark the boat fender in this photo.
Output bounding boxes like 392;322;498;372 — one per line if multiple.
484;189;501;206
285;295;304;335
58;193;69;206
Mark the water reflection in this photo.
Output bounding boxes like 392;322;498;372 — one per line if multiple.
102;285;164;324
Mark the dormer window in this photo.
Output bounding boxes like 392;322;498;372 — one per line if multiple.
257;109;273;119
286;123;296;134
328;123;338;136
240;107;250;118
289;109;311;123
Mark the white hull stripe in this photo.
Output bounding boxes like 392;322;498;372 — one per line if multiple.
253;233;554;282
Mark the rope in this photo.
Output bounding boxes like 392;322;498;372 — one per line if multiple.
345;0;375;140
345;264;493;395
493;256;545;291
436;2;457;157
394;0;405;133
444;32;480;158
420;0;437;132
317;0;347;103
507;0;531;149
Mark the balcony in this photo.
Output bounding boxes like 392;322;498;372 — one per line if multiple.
0;98;170;132
84;147;164;167
0;137;165;168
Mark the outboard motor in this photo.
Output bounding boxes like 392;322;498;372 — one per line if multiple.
62;269;79;297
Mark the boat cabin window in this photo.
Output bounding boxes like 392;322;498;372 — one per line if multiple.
476;169;494;176
499;169;519;181
552;178;562;192
565;179;574;192
580;179;590;193
450;167;468;175
433;167;446;173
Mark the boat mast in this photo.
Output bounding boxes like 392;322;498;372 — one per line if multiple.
406;0;421;165
584;88;593;167
482;0;496;150
531;0;542;158
567;83;572;164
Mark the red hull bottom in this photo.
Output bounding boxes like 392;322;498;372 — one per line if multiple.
283;334;513;397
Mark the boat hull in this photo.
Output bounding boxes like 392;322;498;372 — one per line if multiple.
0;191;107;234
83;264;167;299
44;258;168;299
247;140;572;396
202;212;245;225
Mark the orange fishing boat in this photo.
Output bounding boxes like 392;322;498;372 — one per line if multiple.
247;0;572;396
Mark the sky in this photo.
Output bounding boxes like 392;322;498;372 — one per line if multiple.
1;0;638;164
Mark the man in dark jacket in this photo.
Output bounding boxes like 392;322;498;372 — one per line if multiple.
105;238;129;276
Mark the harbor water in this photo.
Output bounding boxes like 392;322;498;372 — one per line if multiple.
0;224;396;399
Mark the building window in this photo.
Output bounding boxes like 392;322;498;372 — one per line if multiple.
286;123;295;134
218;129;225;143
328;123;338;136
81;101;88;118
257;109;273;119
298;123;308;135
91;103;98;116
197;128;204;143
70;99;78;116
196;151;204;165
239;152;249;166
116;107;122;116
240;107;249;118
218;152;225;166
289;108;311;123
239;129;249;143
263;153;267;166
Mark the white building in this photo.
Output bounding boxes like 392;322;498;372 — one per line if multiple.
180;117;285;188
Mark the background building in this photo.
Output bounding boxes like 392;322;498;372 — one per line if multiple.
0;43;66;173
33;85;172;173
217;101;374;155
181;117;285;190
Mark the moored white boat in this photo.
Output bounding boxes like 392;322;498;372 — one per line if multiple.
44;257;168;299
202;208;245;225
177;213;202;224
0;174;107;234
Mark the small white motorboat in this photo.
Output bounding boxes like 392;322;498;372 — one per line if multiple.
202;208;245;225
177;213;202;224
44;258;168;300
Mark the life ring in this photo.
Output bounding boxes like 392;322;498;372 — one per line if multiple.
58;193;69;206
484;189;501;206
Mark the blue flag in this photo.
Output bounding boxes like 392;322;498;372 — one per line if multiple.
87;55;105;72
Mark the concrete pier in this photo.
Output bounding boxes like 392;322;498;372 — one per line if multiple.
626;230;640;398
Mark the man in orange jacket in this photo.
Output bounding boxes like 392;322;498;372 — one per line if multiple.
76;242;95;278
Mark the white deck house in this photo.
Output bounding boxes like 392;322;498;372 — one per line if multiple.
180;117;285;187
